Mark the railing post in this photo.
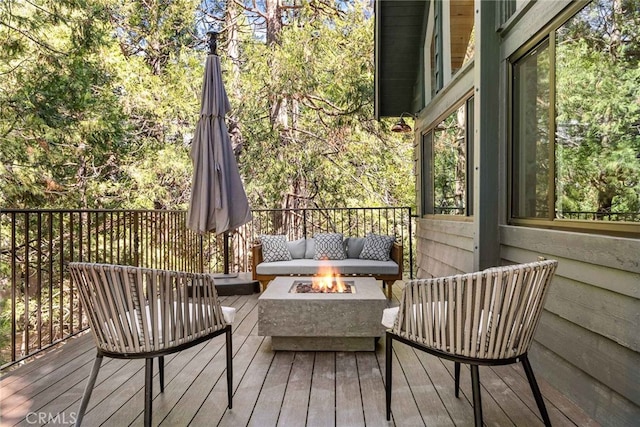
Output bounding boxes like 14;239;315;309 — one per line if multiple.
408;207;414;279
199;235;204;273
10;212;17;363
133;211;140;267
223;232;230;274
303;209;308;239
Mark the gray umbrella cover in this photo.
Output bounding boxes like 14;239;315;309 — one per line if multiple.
187;54;252;235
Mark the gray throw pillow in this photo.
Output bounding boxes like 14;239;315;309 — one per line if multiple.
287;238;306;259
359;233;395;261
345;237;366;258
304;238;315;259
260;235;292;262
313;233;347;260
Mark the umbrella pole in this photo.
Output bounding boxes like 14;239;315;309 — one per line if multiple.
223;231;230;275
213;231;237;278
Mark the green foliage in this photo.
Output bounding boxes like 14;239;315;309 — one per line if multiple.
0;0;126;208
555;0;640;217
234;0;414;210
1;0;414;213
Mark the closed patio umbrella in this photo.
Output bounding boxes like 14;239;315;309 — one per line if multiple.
187;32;252;274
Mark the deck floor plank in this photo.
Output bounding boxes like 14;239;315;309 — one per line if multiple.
152;337;231;426
443;358;517;425
0;285;600;427
215;337;274;427
277;352;315;426
335;352;365;427
157;319;263;426
13;358;125;427
306;352;336;427
0;341;97;424
0;334;94;389
474;360;545;426
491;364;576;427
247;351;295;426
385;346;426;426
135;295;260;426
411;350;474;425
190;335;265;425
356;352;388;427
509;363;600;427
391;340;454;426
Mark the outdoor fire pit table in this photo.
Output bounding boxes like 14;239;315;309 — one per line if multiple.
258;276;388;351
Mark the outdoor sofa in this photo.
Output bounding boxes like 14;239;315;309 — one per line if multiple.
251;233;403;298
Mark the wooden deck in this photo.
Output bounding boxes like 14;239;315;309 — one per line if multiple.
1;282;599;427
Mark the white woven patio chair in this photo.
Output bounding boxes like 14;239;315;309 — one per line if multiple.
383;259;558;427
69;262;235;427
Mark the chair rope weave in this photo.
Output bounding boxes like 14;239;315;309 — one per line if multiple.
385;259;558;427
69;262;233;426
391;259;557;360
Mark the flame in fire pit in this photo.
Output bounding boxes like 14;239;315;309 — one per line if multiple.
290;263;355;293
314;263;349;292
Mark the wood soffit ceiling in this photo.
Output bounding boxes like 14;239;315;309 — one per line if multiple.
376;0;428;119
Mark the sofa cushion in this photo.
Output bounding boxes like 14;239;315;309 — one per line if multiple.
360;233;395;261
313;233;347;260
345;237;366;258
255;259;399;276
287;238;306;259
304;238;315;259
260;235;292;262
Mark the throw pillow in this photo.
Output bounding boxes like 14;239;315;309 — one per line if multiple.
345;237;366;258
287;238;306;259
260;235;292;262
313;233;347;260
304;238;315;259
359;233;395;261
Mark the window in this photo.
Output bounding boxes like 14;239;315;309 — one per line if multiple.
422;96;474;216
426;0;444;99
512;40;551;219
425;0;475;101
449;0;475;77
511;0;640;230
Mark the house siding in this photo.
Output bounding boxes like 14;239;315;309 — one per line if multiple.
415;223;640;426
415;218;473;279
410;1;640;425
499;226;640;426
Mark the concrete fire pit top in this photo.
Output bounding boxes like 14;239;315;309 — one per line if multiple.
260;276;384;301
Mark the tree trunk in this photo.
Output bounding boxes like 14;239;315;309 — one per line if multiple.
225;0;243;156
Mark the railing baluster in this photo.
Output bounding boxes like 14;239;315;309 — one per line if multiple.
24;212;30;357
36;211;42;350
48;212;54;347
10;212;17;363
59;212;64;342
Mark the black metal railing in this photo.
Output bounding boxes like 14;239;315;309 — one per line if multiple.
558;211;640;222
0;206;414;369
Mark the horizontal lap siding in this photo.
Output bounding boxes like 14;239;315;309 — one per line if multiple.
415;219;474;279
500;225;640;426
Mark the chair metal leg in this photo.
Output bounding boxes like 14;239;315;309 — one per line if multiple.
522;355;552;427
470;365;483;427
226;326;233;409
454;362;461;398
159;356;165;393
385;332;393;421
144;358;153;427
76;354;103;427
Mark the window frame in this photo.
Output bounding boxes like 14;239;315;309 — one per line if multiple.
508;2;640;237
421;92;475;219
